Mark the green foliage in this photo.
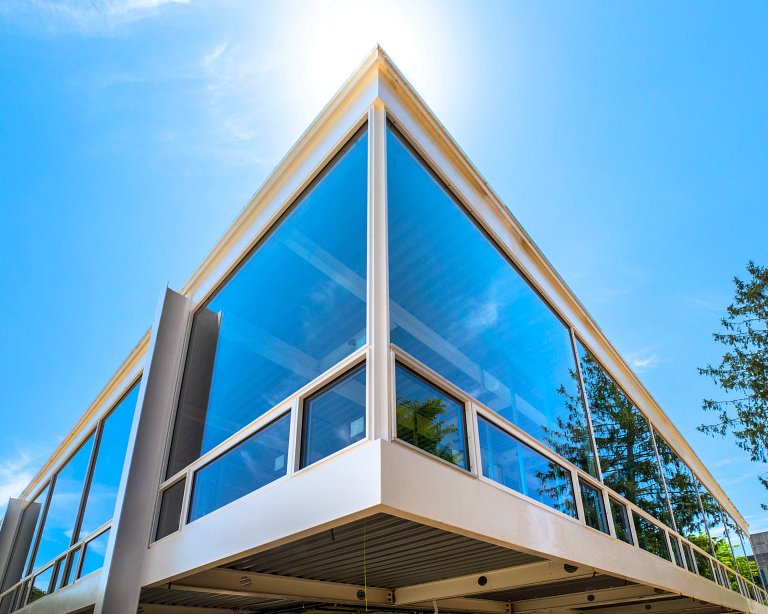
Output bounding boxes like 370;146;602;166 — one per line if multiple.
699;261;768;501
395;396;463;466
27;586;45;603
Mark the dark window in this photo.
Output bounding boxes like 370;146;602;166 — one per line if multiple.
575;343;670;527
395;365;467;469
478;416;577;517
634;514;671;561
79;530;110;579
190;412;291;521
167;128;368;477
580;481;608;534
609;498;633;544
155;480;186;541
387;126;596;476
302;366;367;468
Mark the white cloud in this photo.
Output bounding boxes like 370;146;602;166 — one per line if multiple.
626;348;661;373
0;448;46;517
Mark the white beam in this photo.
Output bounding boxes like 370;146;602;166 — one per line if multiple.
512;584;670;612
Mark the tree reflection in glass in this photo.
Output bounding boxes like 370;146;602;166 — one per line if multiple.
575;342;670;526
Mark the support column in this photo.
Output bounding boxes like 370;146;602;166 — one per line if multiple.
94;287;191;614
0;499;40;614
367;100;391;442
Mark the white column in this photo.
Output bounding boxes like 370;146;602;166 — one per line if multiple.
0;499;40;614
367;100;391;442
94;287;191;614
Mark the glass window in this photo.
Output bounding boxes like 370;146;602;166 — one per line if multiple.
32;436;94;572
79;384;140;539
302;366;367;467
684;543;697;573
20;486;49;577
580;481;608;534
155;479;186;541
166;128;368;478
387;126;596;476
669;535;684;568
697;483;734;568
79;530;110;579
609;498;633;544
652;429;709;548
634;514;671;561
59;548;80;589
478;416;577;517
575;343;671;526
739;527;763;587
189;413;291;522
394;365;467;469
748;583;757;601
28;565;53;604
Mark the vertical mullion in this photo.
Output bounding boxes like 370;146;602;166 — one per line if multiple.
648;423;677;533
71;424;104;549
25;478;55;578
367;102;391;442
719;506;739;574
693;477;716;557
570;330;602;482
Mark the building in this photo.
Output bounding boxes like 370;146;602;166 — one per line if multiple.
0;47;765;614
751;532;768;587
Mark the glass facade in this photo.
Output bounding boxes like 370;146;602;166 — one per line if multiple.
166;128;369;478
609;498;633;544
633;515;670;561
581;481;608;534
395;365;467;469
387;125;596;477
190;412;291;521
478;416;577;517
302;366;367;467
79;530;110;579
155;479;186;541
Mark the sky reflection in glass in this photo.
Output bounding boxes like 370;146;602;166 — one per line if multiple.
166;129;368;477
79;530;110;579
387;127;595;476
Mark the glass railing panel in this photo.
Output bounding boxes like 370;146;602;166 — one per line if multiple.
634;514;671;561
580;481;608;534
610;498;633;544
79;530;110;579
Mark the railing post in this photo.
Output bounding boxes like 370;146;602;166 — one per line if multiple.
94;287;191;614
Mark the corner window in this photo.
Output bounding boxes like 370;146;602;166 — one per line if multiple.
634;514;671;561
478;416;577;517
301;365;367;468
394;365;467;469
580;481;608;534
609;498;633;545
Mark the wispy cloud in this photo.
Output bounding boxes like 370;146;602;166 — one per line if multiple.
626;348;661;373
0;447;49;517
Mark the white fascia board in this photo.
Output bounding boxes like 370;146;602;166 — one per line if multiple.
141;439;385;588
378;440;765;614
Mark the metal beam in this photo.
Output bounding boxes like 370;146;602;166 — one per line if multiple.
171;568;393;606
512;584;672;612
413;598;510;613
394;561;594;605
139;606;249;614
576;597;728;614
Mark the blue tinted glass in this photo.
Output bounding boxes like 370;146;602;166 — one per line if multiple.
155;479;185;540
79;384;139;539
387;128;595;476
167;129;368;477
28;565;53;603
580;481;608;533
21;487;48;577
302;366;366;467
634;515;671;561
60;548;79;588
79;530;110;579
189;413;291;522
33;437;94;571
395;366;467;468
575;342;671;526
478;416;576;517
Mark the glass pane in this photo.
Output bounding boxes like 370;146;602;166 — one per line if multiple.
478;416;577;517
634;514;671;561
20;486;49;577
302;366;367;467
387;126;596;476
60;548;80;588
669;536;684;568
394;366;467;469
653;429;708;547
28;566;53;603
33;436;94;571
726;569;740;593
697;483;733;569
609;498;633;544
741;529;763;586
167;128;368;477
575;343;670;526
748;583;757;601
79;530;110;578
155;479;186;541
79;384;140;539
580;481;608;534
685;543;697;573
190;413;291;521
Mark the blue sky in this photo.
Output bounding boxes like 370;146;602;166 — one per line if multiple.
1;1;767;531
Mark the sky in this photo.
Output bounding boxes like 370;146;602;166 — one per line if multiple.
1;1;767;531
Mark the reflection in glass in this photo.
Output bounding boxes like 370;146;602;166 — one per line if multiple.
575;343;670;526
167;128;368;477
726;569;740;592
478;416;577;517
155;479;185;541
33;436;94;572
653;429;708;549
190;412;291;521
60;548;80;589
725;514;752;580
609;498;633;544
634;515;670;561
28;565;53;603
395;366;467;469
580;481;608;534
697;482;734;570
302;366;366;467
669;535;684;568
684;543;697;573
387;126;595;476
21;487;48;577
79;384;139;539
80;530;110;578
